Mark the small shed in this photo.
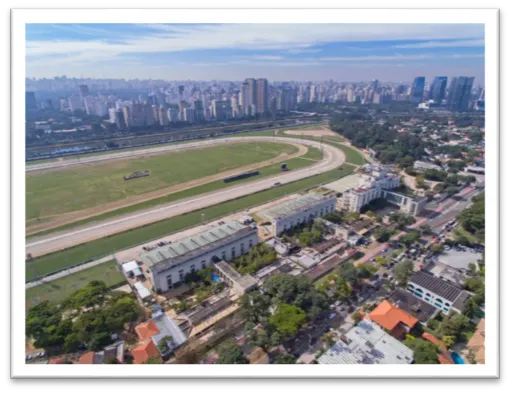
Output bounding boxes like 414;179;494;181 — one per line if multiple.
122;260;144;278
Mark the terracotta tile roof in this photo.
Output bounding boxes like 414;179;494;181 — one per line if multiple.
48;357;67;364
368;300;418;332
78;351;95;364
135;320;160;341
131;340;160;364
422;333;454;364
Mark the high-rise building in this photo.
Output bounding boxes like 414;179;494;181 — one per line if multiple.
25;92;37;111
184;107;195;123
310;85;317;103
256;78;269;114
158;105;169;126
79;84;90;98
245;78;257;108
428;77;448;103
446;77;475;112
409;77;426;103
68;94;85;111
240;82;250;113
167;107;179;122
193;100;204;122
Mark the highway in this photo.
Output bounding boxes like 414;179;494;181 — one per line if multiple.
26;136;347;257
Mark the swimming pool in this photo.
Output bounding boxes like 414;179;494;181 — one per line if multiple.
451;352;465;364
211;274;221;283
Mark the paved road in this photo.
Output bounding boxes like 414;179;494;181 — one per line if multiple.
26;136;347;257
355;186;482;266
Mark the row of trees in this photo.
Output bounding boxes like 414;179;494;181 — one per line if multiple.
231;244;278;275
26;281;141;354
457;193;485;243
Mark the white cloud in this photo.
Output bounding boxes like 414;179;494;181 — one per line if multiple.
319;53;483;62
26;23;484;59
393;39;484;49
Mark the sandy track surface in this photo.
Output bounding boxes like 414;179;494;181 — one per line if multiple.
283;126;339;137
26;136;346;257
26;141;307;235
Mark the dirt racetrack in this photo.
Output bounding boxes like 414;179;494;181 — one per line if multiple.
283;126;339;137
26;141;308;235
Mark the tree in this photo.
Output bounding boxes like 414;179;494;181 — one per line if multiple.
338;263;359;286
430;243;444;254
399;230;421;247
394;260;415;287
62;280;107;309
440;314;470;341
269;304;307;338
26;301;70;349
403;339;439;364
389;212;416;229
239;292;271;324
419;224;432;234
374;227;392;242
273;351;297;364
157;335;174;354
356;263;378;279
442;335;456;349
351;311;363;324
323;212;343;224
333;276;352;300
216;339;248;364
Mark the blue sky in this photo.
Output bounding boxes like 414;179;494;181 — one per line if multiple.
26;23;485;83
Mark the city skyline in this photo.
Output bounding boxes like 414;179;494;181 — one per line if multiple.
26;23;485;83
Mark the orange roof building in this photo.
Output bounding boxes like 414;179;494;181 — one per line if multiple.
78;351;95;364
422;332;454;364
135;320;160;341
131;340;161;364
367;300;419;339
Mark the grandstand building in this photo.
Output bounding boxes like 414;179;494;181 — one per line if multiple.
258;193;337;236
140;221;258;292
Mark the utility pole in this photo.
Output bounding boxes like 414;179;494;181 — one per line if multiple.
201;213;205;225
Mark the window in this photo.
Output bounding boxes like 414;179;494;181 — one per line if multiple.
248;240;253;248
201;260;206;269
240;242;245;254
166;275;173;288
222;251;226;260
178;270;184;281
190;264;196;274
231;247;236;259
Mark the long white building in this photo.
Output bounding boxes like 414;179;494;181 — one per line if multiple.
339;164;400;212
258;193;337;236
139;221;258;292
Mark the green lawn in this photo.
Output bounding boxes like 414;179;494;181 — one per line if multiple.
27;146;322;239
26;141;297;223
25;260;125;308
26;164;355;280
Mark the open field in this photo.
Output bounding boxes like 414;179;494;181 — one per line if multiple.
284;127;339;137
26;141;298;224
27;146;321;238
25;260;124;307
26;164;355;280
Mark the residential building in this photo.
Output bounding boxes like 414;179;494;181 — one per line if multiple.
388;288;438;324
68;94;85;111
428;76;448;103
158;105;169;126
406;271;472;314
245;78;257;109
381;191;427;216
367;300;419;339
446;76;475;112
135;306;187;356
214;261;258;296
413;160;443;172
409;77;426;103
140;221;258;292
78;341;125;364
256;78;269;114
131;340;160;364
466;319;485;364
258;193;337;236
317;320;414;365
